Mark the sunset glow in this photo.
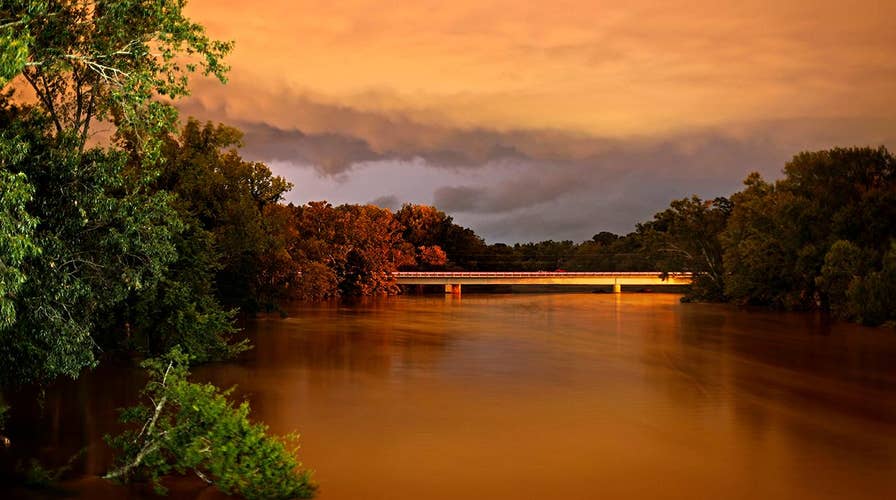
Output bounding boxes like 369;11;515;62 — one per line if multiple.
180;0;896;240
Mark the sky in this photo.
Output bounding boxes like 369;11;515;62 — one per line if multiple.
180;0;896;243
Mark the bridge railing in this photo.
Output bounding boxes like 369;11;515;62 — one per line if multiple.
392;271;692;278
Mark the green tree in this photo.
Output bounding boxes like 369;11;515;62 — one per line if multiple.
721;173;808;307
816;240;867;318
0;1;43;85
636;196;730;300
565;232;652;272
0;108;182;384
512;240;575;271
6;0;230;150
0;131;39;328
155;119;293;313
723;148;896;310
105;348;317;499
0;0;233;383
847;242;896;326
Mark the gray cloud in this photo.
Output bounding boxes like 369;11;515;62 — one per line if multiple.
433;186;486;213
237;122;382;174
368;194;401;210
176;86;896;242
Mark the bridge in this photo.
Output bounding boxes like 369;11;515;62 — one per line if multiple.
393;271;693;294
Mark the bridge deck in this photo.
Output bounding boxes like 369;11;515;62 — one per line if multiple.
393;271;692;286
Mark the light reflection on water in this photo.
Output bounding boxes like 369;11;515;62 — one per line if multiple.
4;293;896;499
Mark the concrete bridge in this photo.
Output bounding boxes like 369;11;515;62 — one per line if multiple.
393;271;693;294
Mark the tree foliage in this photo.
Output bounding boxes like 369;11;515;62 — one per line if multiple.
1;0;239;371
291;202;413;299
0;128;39;329
0;105;183;384
847;242;896;326
637;196;730;300
722;147;896;319
4;0;231;148
395;204;486;270
0;0;238;383
156;119;293;313
0;2;323;495
105;347;316;499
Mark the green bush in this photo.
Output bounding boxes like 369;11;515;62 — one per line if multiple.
816;240;867;318
105;348;316;499
847;243;896;326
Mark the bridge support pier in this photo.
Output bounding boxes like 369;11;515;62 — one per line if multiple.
444;284;462;295
613;282;622;293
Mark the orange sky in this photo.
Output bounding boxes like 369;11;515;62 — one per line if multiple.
187;0;895;134
180;0;896;241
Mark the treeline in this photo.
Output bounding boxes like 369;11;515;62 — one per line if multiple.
460;148;894;326
262;148;896;329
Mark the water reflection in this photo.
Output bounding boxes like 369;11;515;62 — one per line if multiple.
3;294;896;499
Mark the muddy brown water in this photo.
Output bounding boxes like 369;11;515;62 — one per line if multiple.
2;293;895;499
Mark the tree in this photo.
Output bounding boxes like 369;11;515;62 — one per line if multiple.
565;232;651;272
637;196;730;300
847;242;896;326
395;204;488;270
290;203;414;299
0;106;183;384
722;148;896;310
722;173;808;307
512;240;575;271
416;245;447;269
105;348;317;499
254;203;305;308
395;204;452;248
0;0;233;383
156;119;293;313
816;240;867;318
5;0;230;149
0;129;38;329
591;231;619;246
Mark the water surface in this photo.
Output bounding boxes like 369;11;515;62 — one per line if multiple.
4;293;896;499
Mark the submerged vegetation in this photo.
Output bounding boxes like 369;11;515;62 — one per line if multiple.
105;348;316;499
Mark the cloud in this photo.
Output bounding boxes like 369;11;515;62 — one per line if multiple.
174;80;896;242
237;122;382;174
432;186;485;213
368;194;401;210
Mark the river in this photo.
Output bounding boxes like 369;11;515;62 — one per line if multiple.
3;293;896;499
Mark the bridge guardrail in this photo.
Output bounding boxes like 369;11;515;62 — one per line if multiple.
392;271;693;278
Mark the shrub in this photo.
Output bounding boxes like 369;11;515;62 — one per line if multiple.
105;348;316;499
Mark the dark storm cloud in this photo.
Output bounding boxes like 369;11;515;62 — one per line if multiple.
176;85;895;241
431;132;789;218
433;163;593;214
236;122;383;174
432;186;486;212
177;81;614;174
368;194;401;210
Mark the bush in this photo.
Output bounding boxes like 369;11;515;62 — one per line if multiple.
816;240;867;318
105;348;316;499
847;244;896;326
